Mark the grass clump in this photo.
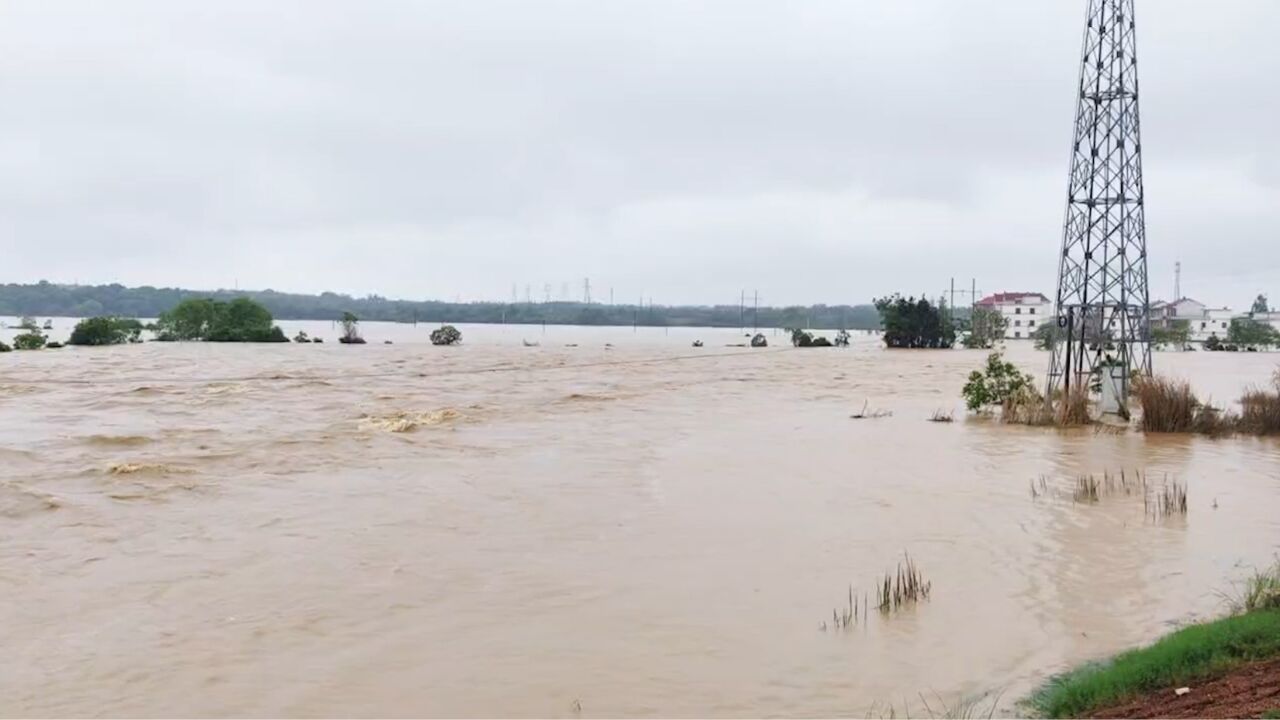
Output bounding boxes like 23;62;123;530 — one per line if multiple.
1133;376;1198;432
1030;609;1280;718
1236;560;1280;614
1238;385;1280;436
876;553;932;613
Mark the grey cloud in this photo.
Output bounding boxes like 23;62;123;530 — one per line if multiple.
1;0;1277;307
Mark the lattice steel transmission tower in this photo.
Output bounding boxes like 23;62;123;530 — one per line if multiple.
1047;0;1152;412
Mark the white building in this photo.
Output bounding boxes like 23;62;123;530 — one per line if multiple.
1148;297;1238;343
975;292;1052;340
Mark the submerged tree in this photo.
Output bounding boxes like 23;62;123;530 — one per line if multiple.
1032;321;1065;351
339;312;366;344
68;316;144;346
155;297;287;342
873;295;956;349
1228;318;1280;349
1251;293;1270;316
13;329;47;350
962;307;1009;349
430;325;462;346
1150;320;1191;351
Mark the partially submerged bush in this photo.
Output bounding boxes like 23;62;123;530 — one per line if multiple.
46;341;64;349
789;328;814;347
0;340;11;353
294;330;311;343
963;353;1035;411
68;316;143;346
430;325;462;346
834;329;851;347
13;330;47;350
750;333;768;348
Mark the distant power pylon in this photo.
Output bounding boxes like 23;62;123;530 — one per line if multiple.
1047;0;1152;410
583;278;592;304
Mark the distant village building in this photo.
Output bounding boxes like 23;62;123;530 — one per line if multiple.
975;292;1052;340
1148;297;1237;343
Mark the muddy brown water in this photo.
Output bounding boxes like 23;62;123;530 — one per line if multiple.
2;322;1278;717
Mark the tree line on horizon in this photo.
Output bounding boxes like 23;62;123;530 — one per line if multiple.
0;281;883;330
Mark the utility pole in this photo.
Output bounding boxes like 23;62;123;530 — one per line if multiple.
544;283;551;304
1174;261;1181;300
609;287;614;305
740;290;745;330
753;290;759;332
583;278;591;304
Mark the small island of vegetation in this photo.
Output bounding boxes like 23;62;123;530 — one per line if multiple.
154;297;287;343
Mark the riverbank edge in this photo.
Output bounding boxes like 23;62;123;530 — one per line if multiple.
1027;609;1280;718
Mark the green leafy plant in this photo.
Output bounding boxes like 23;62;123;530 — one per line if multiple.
0;340;11;353
962;353;1035;411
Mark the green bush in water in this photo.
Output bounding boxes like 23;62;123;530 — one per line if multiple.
430;325;462;346
68;316;144;346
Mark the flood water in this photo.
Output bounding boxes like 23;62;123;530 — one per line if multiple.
2;320;1278;717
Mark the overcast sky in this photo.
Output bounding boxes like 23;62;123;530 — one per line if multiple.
2;1;1277;307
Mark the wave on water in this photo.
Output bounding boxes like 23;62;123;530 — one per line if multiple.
85;434;153;447
560;393;616;403
0;483;62;518
359;409;461;433
0;384;39;397
107;462;190;476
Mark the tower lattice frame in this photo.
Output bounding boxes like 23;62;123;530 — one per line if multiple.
1047;0;1153;409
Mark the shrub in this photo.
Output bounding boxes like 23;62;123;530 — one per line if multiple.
750;333;768;348
0;340;10;352
1205;334;1225;352
46;341;64;349
68;316;143;346
293;330;310;343
789;328;814;347
834;330;851;347
430;325;462;346
962;353;1035;411
13;330;47;350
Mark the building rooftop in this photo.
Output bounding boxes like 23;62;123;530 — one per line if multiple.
976;292;1050;307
